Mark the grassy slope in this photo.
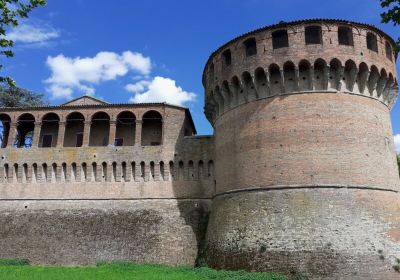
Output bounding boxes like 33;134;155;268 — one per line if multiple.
0;262;288;280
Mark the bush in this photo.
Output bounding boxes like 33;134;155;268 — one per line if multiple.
194;266;287;280
0;259;30;266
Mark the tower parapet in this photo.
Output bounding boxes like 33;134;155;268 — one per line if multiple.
204;19;398;123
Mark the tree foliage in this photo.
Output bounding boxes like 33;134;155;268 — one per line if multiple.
380;0;400;51
0;0;46;86
0;86;47;107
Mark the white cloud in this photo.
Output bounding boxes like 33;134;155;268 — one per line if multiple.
128;76;196;106
394;134;400;154
7;23;59;44
125;80;151;93
45;51;151;99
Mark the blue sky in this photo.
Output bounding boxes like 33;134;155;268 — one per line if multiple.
2;0;399;142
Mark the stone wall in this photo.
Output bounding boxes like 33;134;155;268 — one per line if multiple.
0;199;211;265
206;189;400;279
213;93;399;194
0;101;215;265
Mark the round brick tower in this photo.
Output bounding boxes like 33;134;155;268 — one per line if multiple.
203;19;400;279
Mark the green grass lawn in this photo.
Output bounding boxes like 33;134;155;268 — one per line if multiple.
0;260;288;280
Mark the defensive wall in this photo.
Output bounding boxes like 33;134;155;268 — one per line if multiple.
0;96;215;265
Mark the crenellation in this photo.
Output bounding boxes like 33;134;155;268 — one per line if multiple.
0;19;398;279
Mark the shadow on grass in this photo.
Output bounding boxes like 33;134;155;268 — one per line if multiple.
0;260;288;280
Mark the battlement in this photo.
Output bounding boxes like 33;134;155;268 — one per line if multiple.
0;97;215;199
203;19;398;124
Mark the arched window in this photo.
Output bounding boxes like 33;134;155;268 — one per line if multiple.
385;42;393;61
116;111;136;146
15;113;35;148
242;71;256;101
357;62;369;94
89;112;110;147
141;111;162;146
338;26;353;46
254;67;268;98
298;60;312;91
64;112;84;147
283;61;296;92
269;64;282;95
222;49;232;66
243;37;257;56
344;60;357;91
368;65;380;95
272;30;288;49
305;26;322;45
329;59;343;90
314;59;328;90
40;113;60;148
0;114;11;148
366;32;378;52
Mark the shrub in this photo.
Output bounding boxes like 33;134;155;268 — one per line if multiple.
0;259;30;266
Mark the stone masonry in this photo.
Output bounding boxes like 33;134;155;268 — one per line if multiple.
203;19;400;279
0;19;399;280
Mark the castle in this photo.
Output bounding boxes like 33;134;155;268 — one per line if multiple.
0;19;399;279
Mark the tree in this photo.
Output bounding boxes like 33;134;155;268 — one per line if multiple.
380;0;400;51
0;86;47;107
0;0;46;86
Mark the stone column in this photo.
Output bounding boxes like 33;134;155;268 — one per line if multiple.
154;162;160;181
31;122;42;148
108;120;117;146
7;122;17;148
56;121;66;148
279;69;285;93
82;121;91;147
310;65;315;91
294;67;300;92
106;164;112;182
160;120;164;145
114;163;121;182
25;164;32;183
135;120;142;146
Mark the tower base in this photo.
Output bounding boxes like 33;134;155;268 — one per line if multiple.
205;188;400;279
